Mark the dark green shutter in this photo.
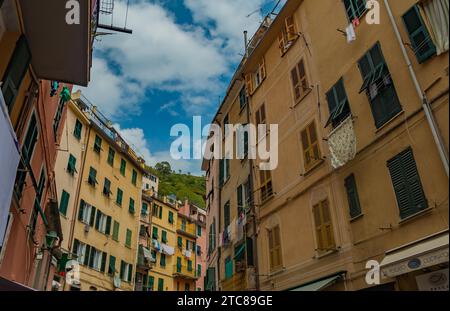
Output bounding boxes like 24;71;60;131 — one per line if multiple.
84;245;91;266
59;190;70;216
237;185;243;213
219;159;224;187
388;148;428;219
224;202;230;228
1;35;31;111
95;210;101;230
89;206;96;227
78;200;85;221
73;239;80;256
120;261;125;280
148;276;154;291
105;216;112;235
108;255;116;275
168;211;173;223
345;174;362;219
128;264;133;282
159;205;163;219
162;231;167;243
152;227;158;239
100;252;107;272
158;278;164;291
403;6;436;63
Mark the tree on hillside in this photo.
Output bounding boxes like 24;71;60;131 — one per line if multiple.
155;161;172;176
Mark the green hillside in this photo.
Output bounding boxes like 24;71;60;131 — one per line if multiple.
146;162;206;209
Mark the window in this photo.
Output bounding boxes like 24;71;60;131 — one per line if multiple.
59;190;70;216
225;256;233;279
158;205;163;219
358;43;401;128
239;86;248;110
268;225;282;271
181;219;187;232
291;59;310;103
142;202;148;216
197;264;202;277
161;230;168;243
237;181;250;215
387;147;428;219
107;147;115;166
53;98;66;139
129;198;135;214
148;276;154;291
132;169;138;186
208;218;216;255
1;35;31;111
325;79;351;128
108;255;116;275
278;15;298;55
158;278;164;291
112;221;120;241
95;210;111;235
224;201;231;228
81;245;106;272
245;59;266;95
160;254;166;268
15;114;38;196
93;135;102;154
152;204;159;217
139;225;147;237
30;169;46;233
187;260;193;272
343;0;366;22
168;211;174;224
87;167;98;187
116;188;123;206
120;159;126;176
301;121;321;171
152;227;158;240
103;178;112;197
125;229;132;248
67;154;77;175
259;170;273;203
219;158;230;187
74;119;82;140
197;225;202;237
177;236;183;249
403;5;436;63
313;199;336;251
255;104;267;142
78;200;96;226
345;174;362;219
120;261;132;282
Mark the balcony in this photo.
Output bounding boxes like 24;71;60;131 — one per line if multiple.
173;264;197;280
137;245;155;271
17;0;97;86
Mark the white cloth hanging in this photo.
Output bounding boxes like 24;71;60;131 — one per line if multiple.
0;91;20;247
422;0;449;55
346;23;356;43
328;116;357;169
161;243;175;256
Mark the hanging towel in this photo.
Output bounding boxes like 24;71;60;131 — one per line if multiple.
346;23;356;43
161;244;175;256
327;116;357;169
0;92;20;247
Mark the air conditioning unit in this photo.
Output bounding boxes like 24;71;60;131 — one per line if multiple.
84;224;91;233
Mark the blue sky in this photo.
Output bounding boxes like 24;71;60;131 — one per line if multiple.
77;0;285;175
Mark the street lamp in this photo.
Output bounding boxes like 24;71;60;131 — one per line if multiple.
45;231;58;250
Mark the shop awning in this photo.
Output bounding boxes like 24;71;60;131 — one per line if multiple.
380;232;449;278
290;274;343;291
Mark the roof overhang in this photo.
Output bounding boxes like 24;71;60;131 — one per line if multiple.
18;0;95;86
380;231;449;279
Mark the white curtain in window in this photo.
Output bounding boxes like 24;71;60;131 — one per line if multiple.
423;0;449;55
327;116;357;169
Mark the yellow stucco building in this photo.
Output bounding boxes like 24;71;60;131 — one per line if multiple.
205;0;448;292
148;195;178;291
54;92;147;291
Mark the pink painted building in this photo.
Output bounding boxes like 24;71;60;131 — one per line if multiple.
178;200;207;291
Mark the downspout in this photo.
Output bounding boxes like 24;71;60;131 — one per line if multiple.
245;85;260;291
384;0;449;177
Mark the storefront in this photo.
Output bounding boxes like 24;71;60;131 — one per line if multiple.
380;230;449;291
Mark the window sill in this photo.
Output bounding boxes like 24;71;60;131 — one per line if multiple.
350;213;364;223
375;110;404;134
302;159;325;177
399;207;433;225
314;248;339;259
292;87;313;108
280;37;299;57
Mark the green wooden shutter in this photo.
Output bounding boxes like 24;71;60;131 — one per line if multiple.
161;231;167;243
132;170;138;186
237;185;243;213
160;254;166;267
100;252;107;272
225;257;233;279
159;205;163;219
152;227;158;239
129;198;135;214
59;190;70;216
224;202;230;228
74;120;82;139
94;135;102;153
73;239;80;257
168;211;174;224
116;189;123;206
158;278;164;291
177;257;182;273
113;221;119;241
84;245;91;266
403;6;436;63
177;236;183;249
67;154;77;175
126;229;132;248
108;147;115;166
219;159;224;187
105;216;112;235
78;200;85;221
89;206;96;227
148;276;154;291
95;210;101;230
128;264;133;282
120;261;125;280
1;35;31;111
108;255;116;275
388;148;428;219
120;159;126;176
345;174;362;219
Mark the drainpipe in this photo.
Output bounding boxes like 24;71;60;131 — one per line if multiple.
384;0;449;177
